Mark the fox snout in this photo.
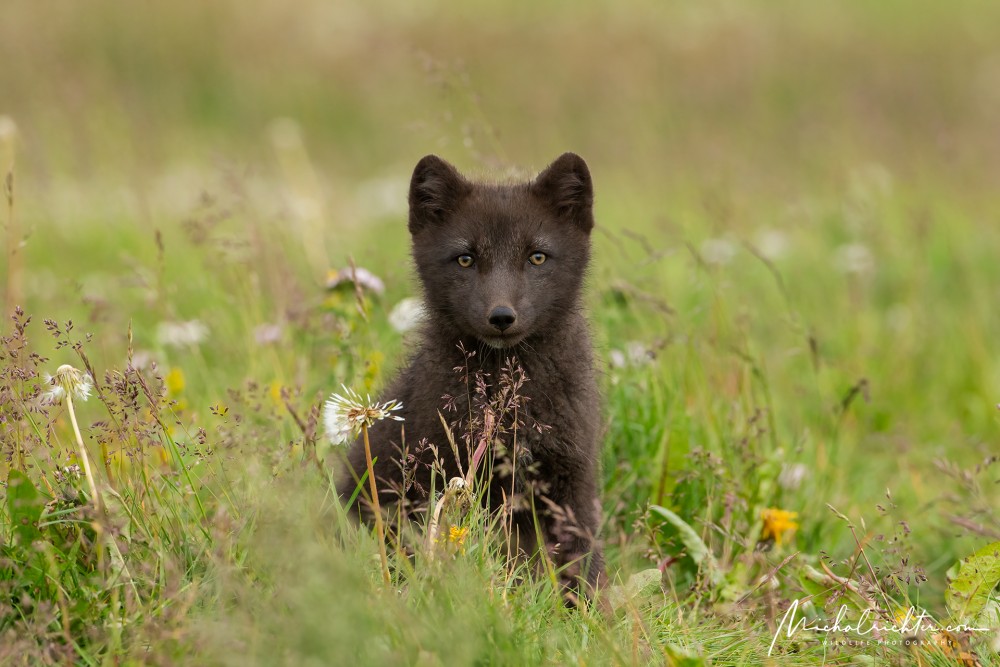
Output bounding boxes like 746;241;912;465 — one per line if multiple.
487;306;517;332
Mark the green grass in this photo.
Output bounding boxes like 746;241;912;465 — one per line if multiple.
2;1;1000;664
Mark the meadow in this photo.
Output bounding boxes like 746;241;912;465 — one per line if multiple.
2;1;999;664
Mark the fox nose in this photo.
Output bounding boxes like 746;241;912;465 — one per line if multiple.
488;306;516;332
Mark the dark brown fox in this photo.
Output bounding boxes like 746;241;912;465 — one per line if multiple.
340;153;604;597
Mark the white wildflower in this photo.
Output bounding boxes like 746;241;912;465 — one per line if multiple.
325;266;385;295
42;365;93;405
778;463;808;491
323;385;403;446
700;237;737;266
754;228;789;261
156;320;209;347
129;350;155;371
254;322;284;345
848;163;893;205
609;342;654;369
625;341;654;366
388;297;425;333
357;176;407;219
0;116;17;145
54;464;82;483
268;117;303;151
833;243;875;275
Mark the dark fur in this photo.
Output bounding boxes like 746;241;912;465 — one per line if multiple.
340;153;605;595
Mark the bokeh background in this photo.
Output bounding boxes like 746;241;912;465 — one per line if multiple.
2;1;1000;663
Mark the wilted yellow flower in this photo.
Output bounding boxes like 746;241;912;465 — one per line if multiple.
761;508;799;546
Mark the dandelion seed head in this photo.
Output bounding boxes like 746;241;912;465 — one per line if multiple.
754;228;789;260
609;342;653;369
388;297;425;333
268;117;303;151
254;322;284;345
778;463;808;490
43;364;94;404
356;176;407;219
700;237;738;266
156;320;209;347
834;243;875;275
323;385;404;445
0;116;17;142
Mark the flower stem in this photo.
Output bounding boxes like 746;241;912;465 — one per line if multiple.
66;392;101;511
362;423;391;586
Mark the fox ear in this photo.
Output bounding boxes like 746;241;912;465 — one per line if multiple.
408;155;470;234
532;152;594;232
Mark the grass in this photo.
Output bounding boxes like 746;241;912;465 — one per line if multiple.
2;1;1000;664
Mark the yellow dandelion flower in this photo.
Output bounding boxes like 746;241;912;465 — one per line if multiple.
761;508;799;546
165;368;185;395
269;381;285;407
448;525;468;546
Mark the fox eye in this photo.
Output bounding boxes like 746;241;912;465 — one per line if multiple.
528;252;547;266
456;254;474;268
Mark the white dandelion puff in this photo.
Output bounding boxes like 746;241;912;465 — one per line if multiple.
42;364;94;405
609;342;654;369
388;297;426;333
322;385;403;446
834;243;875;275
253;322;284;345
324;384;400;585
0;116;17;143
356;176;407;219
156;320;209;347
43;365;101;508
700;237;738;266
754;228;789;261
778;463;809;491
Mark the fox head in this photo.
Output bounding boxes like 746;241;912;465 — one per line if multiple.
407;153;594;349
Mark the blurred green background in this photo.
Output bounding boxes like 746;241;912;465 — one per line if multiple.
6;0;1000;190
2;1;1000;663
5;0;1000;564
6;0;1000;549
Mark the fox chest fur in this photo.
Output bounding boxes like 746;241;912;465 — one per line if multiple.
341;153;605;594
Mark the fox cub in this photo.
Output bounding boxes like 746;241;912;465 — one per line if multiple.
341;153;605;596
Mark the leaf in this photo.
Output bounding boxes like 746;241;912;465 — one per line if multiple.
605;568;663;610
6;471;44;546
662;644;708;667
945;540;1000;624
650;505;721;583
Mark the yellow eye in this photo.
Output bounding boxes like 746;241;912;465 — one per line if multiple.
457;254;474;268
529;252;547;265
